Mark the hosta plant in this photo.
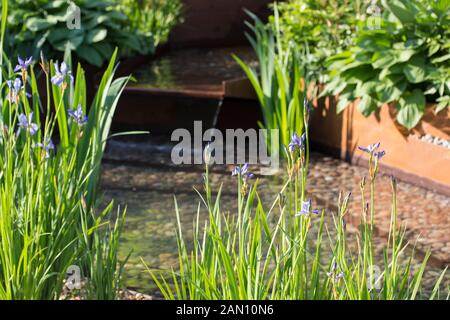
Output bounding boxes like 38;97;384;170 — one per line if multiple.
322;0;450;129
3;0;157;67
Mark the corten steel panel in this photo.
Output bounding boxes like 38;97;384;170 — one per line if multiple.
169;0;275;47
310;98;450;195
124;46;257;99
112;92;221;134
215;98;262;131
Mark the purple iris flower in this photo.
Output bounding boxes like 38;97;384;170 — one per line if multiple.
304;97;312;115
358;142;380;154
327;261;344;282
12;78;21;92
35;138;55;159
6;78;22;103
18;113;39;136
358;142;386;160
14;56;33;73
295;199;320;217
68;105;88;125
231;163;254;179
288;132;306;152
304;97;310;109
51;61;74;87
375;150;385;159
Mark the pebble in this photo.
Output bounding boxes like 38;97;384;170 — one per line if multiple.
416;134;450;149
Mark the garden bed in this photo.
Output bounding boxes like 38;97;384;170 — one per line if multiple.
310;97;450;196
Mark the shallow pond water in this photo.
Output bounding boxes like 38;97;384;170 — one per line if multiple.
128;46;257;93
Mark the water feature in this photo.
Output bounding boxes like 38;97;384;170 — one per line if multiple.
101;137;449;296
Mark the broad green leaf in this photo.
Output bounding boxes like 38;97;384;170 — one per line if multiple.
396;89;426;129
48;27;83;45
25;17;54;31
336;97;352;113
356;32;392;51
83;15;110;29
53;34;84;51
376;81;406;103
355;81;378;97
396;49;416;62
357;95;378;116
43;0;67;9
93;42;115;59
431;54;450;64
106;11;128;21
84;0;114;9
372;51;397;69
435;96;450;113
86;28;108;44
45;12;71;24
428;43;441;56
403;56;427;83
382;0;417;24
76;45;104;67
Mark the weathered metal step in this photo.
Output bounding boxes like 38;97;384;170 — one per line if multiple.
125;46;257;99
112;46;259;133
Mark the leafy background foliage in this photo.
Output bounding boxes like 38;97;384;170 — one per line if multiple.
273;0;364;96
3;0;182;67
117;0;182;49
275;0;449;129
323;0;450;129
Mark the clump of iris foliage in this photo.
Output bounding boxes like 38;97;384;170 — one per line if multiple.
267;0;449;129
149;103;449;300
234;6;305;156
0;1;128;299
2;0;182;67
117;0;183;48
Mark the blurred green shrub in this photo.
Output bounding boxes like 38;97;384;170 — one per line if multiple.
117;0;183;48
3;0;182;67
273;0;449;129
323;0;450;129
273;0;364;96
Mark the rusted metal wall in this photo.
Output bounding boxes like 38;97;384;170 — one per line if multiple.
310;98;450;195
